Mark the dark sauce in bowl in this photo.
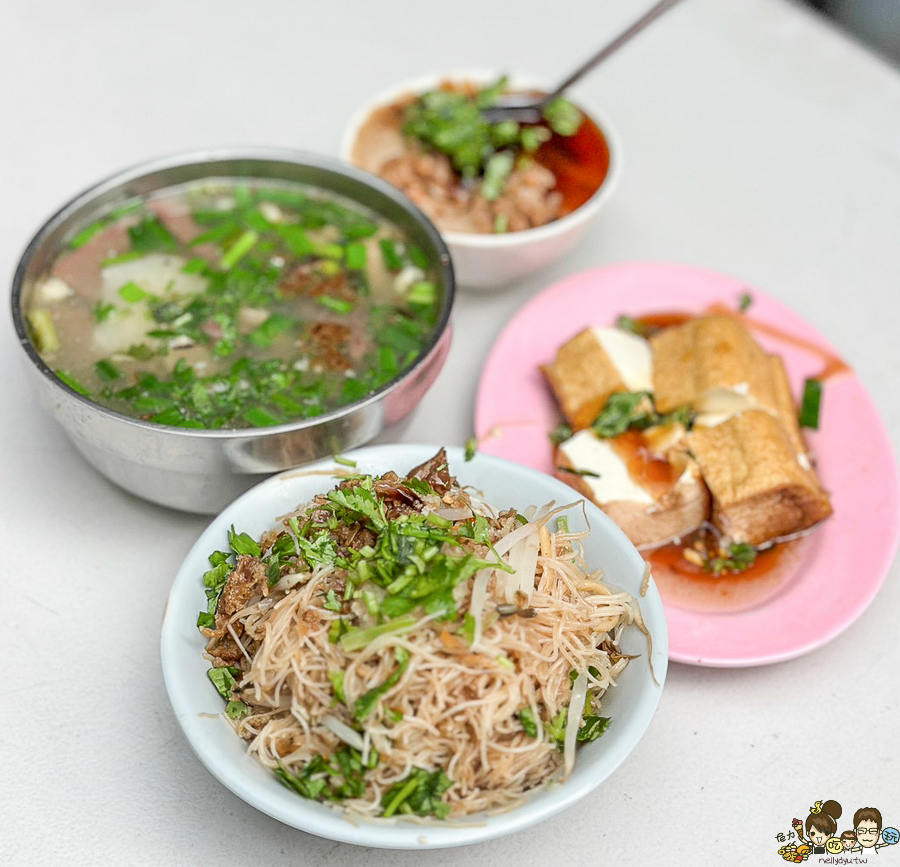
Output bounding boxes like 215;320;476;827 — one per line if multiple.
535;111;611;216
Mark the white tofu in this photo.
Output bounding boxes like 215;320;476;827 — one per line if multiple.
557;429;653;505
591;327;652;393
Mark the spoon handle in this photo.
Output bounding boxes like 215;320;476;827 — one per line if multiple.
547;0;687;100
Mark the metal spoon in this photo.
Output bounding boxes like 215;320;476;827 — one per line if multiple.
481;0;686;124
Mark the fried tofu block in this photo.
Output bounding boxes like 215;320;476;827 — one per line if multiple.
541;327;651;430
651;316;778;418
554;428;710;550
687;409;832;545
766;354;809;459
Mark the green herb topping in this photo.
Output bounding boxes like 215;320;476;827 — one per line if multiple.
401;77;582;200
799;377;822;430
33;181;444;430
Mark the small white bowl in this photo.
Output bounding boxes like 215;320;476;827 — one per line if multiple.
160;443;666;849
340;72;622;292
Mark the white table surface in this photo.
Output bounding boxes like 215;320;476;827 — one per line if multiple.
3;1;899;864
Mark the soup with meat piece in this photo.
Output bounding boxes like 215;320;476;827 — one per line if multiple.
23;180;443;429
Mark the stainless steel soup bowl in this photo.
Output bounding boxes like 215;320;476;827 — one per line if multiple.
11;148;455;514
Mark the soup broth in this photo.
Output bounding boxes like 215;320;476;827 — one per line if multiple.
25;180;443;429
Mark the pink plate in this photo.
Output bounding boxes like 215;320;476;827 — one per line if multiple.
474;262;900;667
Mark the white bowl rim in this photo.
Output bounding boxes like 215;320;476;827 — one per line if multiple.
339;70;623;250
160;443;667;849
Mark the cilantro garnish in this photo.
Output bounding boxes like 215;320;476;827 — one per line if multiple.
353;647;410;722
706;542;758;576
518;706;539;738
400;77;580;202
276;744;379;803
591;391;693;439
615;315;651;337
49;182;444;431
207;666;240;700
591;392;656;438
381;767;453;818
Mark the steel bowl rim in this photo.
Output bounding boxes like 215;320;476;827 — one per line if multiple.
10;146;456;441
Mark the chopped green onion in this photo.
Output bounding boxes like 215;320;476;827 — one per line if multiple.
345;242;367;269
67;201;142;249
496;654;515;672
220;229;258;270
578;715;611;743
556;465;600;478
339;614;418;653
128;215;177;253
799;378;822;429
616;315;650;337
93;301;116;323
518;706;538;737
541;96;582;136
102;250;146;268
317;296;353;315
244;406;281;428
481;151;514;201
406;281;437;306
27;309;59;353
118;281;148;303
248;312;294;348
276;224;313;257
311;241;344;260
408;245;430;269
381;767;452;819
379;239;403;272
181;256;211;274
706;542;758;576
94;358;121;381
55;370;90;396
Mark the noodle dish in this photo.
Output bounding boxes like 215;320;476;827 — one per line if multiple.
161;444;667;847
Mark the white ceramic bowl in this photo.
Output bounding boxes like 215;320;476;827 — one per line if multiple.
340;72;622;292
160;443;666;849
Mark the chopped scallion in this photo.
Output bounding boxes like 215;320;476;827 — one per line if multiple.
220;229;259;270
799;377;822;429
317;296;353;315
118;281;148;303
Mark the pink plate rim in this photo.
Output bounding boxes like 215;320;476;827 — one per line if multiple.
474;261;900;667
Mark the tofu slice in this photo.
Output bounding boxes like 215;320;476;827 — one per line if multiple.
651;315;778;421
766;354;810;460
541;327;652;430
555;428;710;550
687;409;832;545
